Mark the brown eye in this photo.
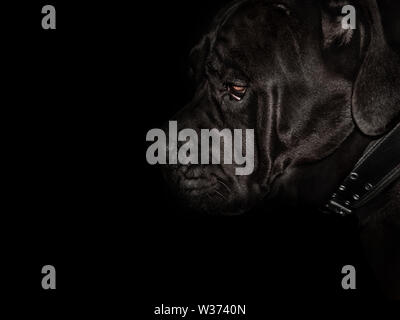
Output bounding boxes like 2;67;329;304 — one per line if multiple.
228;84;247;101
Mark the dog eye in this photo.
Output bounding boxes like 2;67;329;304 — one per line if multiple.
228;84;247;101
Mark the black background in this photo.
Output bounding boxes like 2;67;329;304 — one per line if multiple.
3;0;400;316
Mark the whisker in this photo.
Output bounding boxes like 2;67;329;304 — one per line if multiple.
217;178;231;194
214;189;227;200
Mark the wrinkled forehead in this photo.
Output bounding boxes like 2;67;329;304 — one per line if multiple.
218;3;281;41
210;2;296;69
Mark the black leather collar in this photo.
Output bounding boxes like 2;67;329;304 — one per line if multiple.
323;122;400;217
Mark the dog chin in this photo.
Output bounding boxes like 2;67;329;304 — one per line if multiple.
177;183;229;213
163;178;229;214
163;166;254;214
174;184;253;216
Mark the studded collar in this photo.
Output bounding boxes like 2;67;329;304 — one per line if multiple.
323;122;400;217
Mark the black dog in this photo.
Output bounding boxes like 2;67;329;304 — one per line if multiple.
162;0;399;298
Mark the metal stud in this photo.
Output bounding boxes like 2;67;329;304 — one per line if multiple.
339;210;348;216
339;185;346;191
350;172;359;180
353;194;360;201
365;183;373;191
345;200;351;206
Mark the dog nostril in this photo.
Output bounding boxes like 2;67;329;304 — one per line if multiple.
184;166;202;179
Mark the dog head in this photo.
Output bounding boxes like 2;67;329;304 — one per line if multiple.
162;0;400;214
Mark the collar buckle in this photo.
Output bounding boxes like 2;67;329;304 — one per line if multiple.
325;200;352;216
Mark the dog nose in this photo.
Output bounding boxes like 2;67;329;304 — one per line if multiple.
183;165;202;179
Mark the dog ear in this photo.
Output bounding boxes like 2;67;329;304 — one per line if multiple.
351;0;400;136
321;0;400;136
320;1;363;79
189;35;211;84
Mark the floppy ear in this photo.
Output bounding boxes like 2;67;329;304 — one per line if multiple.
188;35;211;84
351;0;400;136
321;0;400;136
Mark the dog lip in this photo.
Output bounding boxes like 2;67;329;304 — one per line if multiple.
180;177;215;191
